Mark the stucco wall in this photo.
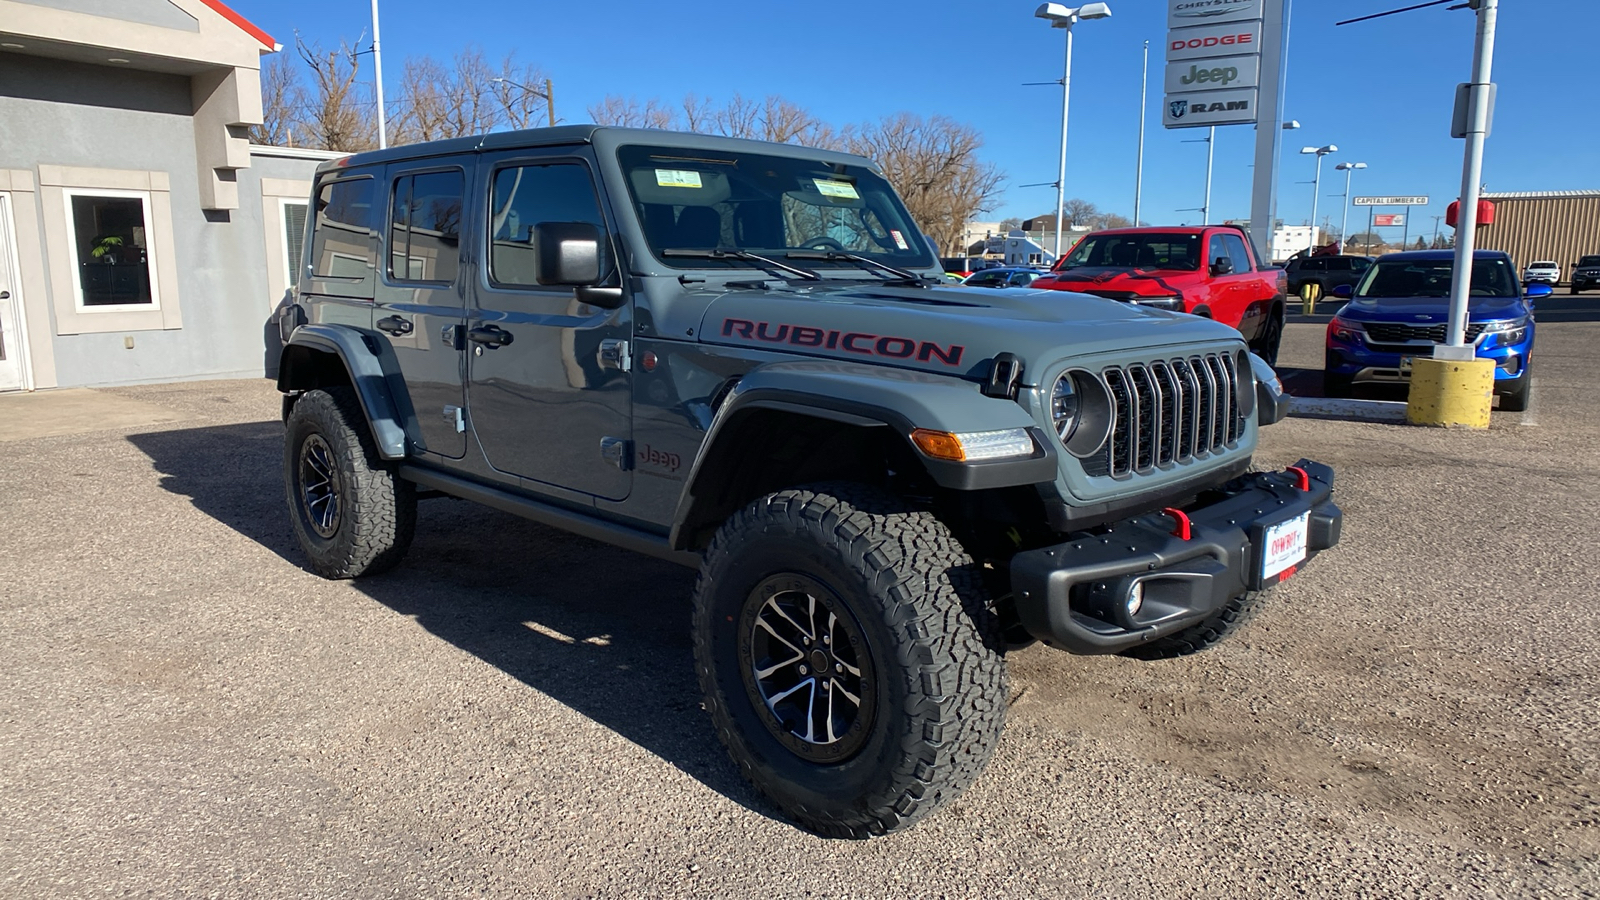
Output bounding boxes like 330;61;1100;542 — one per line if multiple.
0;53;322;388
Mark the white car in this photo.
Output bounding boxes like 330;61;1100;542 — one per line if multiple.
1523;260;1560;285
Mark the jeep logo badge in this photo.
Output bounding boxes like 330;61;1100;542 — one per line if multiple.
1169;99;1188;119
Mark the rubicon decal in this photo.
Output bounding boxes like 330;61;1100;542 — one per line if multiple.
721;318;964;367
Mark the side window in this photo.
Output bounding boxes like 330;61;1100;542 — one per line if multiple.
1222;234;1253;272
488;162;609;288
1351;257;1371;272
1327;257;1353;272
388;169;464;284
1301;258;1327;272
311;176;376;294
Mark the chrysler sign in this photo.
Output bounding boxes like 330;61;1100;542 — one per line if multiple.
1167;0;1263;28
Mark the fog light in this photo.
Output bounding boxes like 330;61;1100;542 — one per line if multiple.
1126;582;1145;617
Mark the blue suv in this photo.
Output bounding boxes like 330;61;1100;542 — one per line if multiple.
1324;250;1542;412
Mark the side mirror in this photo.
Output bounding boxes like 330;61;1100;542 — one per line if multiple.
1210;256;1234;276
1526;282;1553;298
533;221;605;286
1332;284;1354;299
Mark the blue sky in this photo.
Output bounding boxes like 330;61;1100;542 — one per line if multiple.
236;0;1594;240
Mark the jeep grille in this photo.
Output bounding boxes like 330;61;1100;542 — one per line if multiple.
1085;353;1244;478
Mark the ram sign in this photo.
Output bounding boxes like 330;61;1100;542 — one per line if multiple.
1163;88;1259;127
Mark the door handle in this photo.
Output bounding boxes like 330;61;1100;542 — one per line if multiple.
0;290;10;300
376;315;413;336
467;324;514;348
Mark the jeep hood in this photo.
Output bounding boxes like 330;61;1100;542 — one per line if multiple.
695;281;1242;383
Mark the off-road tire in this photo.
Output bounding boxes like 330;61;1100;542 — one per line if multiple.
691;482;1007;838
1120;589;1268;660
283;387;416;579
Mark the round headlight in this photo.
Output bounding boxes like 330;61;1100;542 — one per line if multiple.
1052;371;1114;458
1234;350;1256;419
1051;372;1080;441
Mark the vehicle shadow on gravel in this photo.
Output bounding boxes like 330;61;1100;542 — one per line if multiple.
128;422;778;823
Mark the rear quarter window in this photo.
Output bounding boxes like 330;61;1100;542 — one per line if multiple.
309;174;377;298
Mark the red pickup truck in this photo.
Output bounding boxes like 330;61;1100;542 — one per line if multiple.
1031;225;1288;365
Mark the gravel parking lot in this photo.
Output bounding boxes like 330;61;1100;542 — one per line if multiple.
2;312;1596;898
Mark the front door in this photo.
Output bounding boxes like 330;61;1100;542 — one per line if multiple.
0;194;26;392
467;148;632;501
374;161;471;459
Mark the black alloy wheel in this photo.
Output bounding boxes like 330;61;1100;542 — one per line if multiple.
738;573;876;763
297;433;342;538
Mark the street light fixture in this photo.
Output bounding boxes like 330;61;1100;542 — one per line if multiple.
1334;161;1367;252
1300;144;1337;248
1034;2;1112;259
491;76;557;129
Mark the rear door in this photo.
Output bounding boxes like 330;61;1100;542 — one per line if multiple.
375;160;471;459
467;147;633;501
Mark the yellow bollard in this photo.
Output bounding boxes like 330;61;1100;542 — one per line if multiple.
1406;357;1495;428
1301;282;1320;315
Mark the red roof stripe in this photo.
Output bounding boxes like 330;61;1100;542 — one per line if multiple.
197;0;276;50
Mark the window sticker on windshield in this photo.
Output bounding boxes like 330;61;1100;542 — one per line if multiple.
890;229;909;250
655;169;703;189
813;179;859;200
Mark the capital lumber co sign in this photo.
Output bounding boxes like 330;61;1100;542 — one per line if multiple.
1164;0;1263;129
1353;196;1429;206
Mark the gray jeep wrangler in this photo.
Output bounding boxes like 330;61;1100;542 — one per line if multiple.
277;126;1341;838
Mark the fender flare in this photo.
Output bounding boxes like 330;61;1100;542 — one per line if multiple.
277;324;415;460
667;360;1058;550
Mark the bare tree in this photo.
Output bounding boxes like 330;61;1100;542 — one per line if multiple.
251;53;305;146
392;55;452;144
843;113;1004;255
587;95;674;129
296;35;376;152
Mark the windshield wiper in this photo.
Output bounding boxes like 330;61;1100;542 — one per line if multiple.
785;250;932;285
661;248;820;281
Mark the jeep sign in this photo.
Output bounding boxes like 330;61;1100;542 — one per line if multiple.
1163;88;1258;127
1164;54;1261;94
1166;20;1262;61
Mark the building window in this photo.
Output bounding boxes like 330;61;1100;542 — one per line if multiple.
281;199;308;289
64;190;159;310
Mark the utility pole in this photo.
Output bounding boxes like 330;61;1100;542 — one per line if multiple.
371;0;387;149
1432;214;1444;247
1134;39;1148;226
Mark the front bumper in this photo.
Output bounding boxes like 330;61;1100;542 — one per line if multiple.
1327;335;1533;384
1011;459;1341;655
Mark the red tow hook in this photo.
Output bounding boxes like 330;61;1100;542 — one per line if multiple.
1160;507;1193;541
1285;466;1312;491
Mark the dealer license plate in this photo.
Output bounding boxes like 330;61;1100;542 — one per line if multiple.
1260;512;1310;582
1399;355;1414;376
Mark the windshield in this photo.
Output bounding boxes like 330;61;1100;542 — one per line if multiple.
1055;232;1202;271
964;270;1010;286
1529;261;1556;268
1354;257;1518;298
615;144;935;272
1580;256;1600;268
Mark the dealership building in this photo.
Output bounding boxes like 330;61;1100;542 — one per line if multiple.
0;0;330;394
1475;190;1600;281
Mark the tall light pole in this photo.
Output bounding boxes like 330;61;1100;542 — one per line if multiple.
1203;126;1215;225
1134;39;1148;226
1444;0;1498;354
1335;161;1367;250
371;0;387;149
1300;144;1337;247
1034;3;1112;258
